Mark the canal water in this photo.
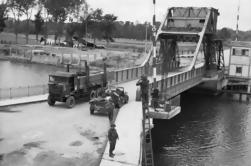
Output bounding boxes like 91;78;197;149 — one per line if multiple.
153;92;251;166
0;61;65;88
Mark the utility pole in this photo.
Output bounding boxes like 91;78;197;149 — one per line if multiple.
145;23;148;54
152;0;157;89
235;0;240;41
141;2;156;166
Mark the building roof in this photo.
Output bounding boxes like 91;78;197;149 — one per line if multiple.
50;71;76;77
230;41;251;48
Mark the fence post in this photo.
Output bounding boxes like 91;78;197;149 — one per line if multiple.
28;86;30;96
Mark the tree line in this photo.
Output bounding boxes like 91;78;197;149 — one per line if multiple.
0;0;120;44
1;1;250;44
0;0;155;45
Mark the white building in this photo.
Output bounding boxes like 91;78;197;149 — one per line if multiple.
229;41;251;79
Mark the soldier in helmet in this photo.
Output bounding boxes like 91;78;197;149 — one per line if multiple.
108;124;119;157
136;75;149;106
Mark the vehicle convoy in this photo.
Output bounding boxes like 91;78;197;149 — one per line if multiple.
47;60;114;108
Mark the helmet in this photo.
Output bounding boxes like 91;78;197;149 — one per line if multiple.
141;75;147;80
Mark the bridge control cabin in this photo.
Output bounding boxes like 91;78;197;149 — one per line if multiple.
229;41;251;79
225;41;251;100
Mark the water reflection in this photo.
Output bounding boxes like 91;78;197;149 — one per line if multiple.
0;61;66;88
153;92;251;166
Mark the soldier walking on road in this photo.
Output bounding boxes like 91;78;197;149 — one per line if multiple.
108;124;119;157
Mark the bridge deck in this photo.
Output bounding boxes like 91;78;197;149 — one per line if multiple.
100;62;205;166
100;80;143;166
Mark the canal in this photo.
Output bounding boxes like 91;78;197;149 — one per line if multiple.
153;92;251;166
0;61;72;89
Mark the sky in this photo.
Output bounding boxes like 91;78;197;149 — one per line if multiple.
88;0;251;31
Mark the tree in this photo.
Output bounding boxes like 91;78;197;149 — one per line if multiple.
7;0;22;43
7;0;36;44
34;10;44;41
0;2;8;33
41;0;85;43
102;14;117;43
88;8;104;43
217;27;232;40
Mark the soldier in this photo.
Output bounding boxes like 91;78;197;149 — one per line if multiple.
136;75;149;106
108;124;119;157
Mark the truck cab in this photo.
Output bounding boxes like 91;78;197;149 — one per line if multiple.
48;71;79;108
47;60;112;108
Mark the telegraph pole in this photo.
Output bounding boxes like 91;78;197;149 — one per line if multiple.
152;0;157;89
235;0;240;41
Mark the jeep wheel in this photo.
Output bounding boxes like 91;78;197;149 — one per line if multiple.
66;96;75;108
47;95;55;106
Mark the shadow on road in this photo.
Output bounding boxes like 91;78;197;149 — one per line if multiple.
0;107;21;113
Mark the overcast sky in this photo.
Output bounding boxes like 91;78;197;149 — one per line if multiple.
89;0;251;31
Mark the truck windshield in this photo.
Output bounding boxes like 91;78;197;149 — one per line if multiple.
49;76;68;83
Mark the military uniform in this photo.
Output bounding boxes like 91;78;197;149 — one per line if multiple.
136;76;149;106
108;124;119;157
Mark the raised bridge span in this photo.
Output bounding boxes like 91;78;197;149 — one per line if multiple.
99;7;226;166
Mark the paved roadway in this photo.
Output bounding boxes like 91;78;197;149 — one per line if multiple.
0;97;110;166
0;78;141;166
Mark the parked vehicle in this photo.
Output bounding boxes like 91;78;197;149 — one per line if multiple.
109;87;129;108
47;60;114;108
89;96;114;114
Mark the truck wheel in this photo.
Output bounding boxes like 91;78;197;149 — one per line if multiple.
90;104;95;115
48;95;55;106
66;96;75;108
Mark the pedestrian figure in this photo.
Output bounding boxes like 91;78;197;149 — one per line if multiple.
136;75;149;107
108;124;119;157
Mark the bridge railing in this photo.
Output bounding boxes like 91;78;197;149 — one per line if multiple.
0;85;48;100
149;66;205;100
0;46;199;100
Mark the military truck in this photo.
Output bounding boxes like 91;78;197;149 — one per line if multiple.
47;60;114;108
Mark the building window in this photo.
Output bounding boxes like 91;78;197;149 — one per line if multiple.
241;49;249;56
236;67;242;74
232;48;236;55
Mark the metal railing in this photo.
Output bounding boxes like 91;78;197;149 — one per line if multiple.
0;45;200;101
0;85;48;100
149;66;204;100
